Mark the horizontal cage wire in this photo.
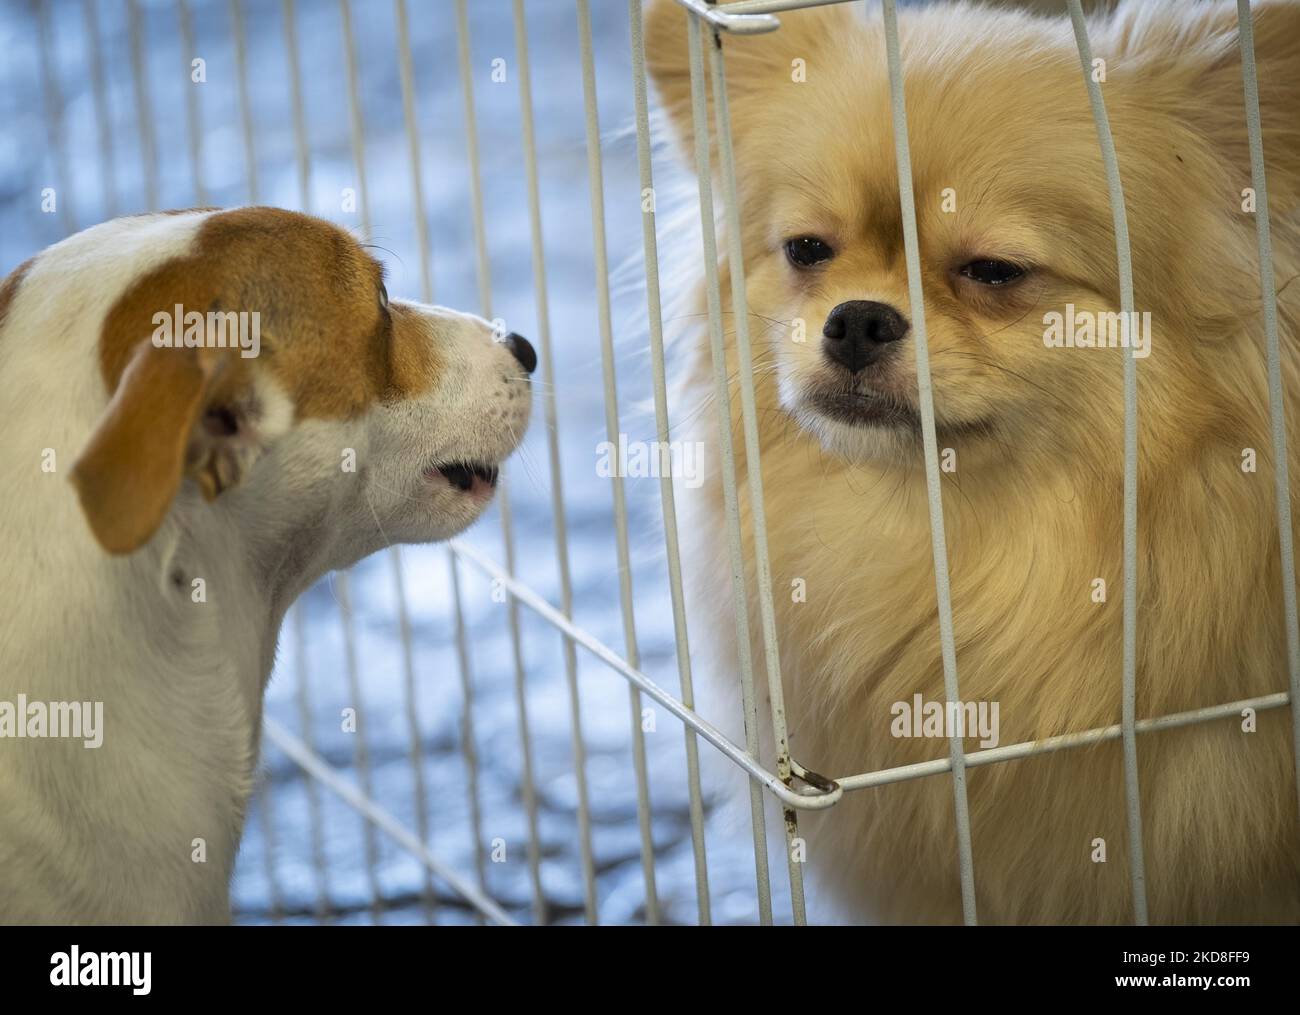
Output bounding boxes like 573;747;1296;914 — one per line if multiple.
7;0;1296;926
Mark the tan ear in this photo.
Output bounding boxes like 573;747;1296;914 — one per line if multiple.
644;0;857;160
643;0;701;143
1108;0;1300;212
70;340;222;555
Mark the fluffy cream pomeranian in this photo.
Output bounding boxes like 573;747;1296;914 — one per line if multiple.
645;0;1300;923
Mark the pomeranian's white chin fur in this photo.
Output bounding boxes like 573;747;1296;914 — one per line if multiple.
790;402;916;464
780;374;918;464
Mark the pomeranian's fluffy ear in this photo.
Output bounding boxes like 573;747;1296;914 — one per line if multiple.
643;0;858;159
1107;0;1300;211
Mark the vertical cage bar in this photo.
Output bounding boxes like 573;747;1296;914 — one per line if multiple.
392;549;437;921
498;495;548;923
126;0;158;210
35;0;75;235
453;0;492;317
454;0;561;920
339;0;443;924
394;0;433;303
684;12;774;925
707;26;807;925
223;0;278;913
575;0;661;926
281;0;311;211
392;0;440;923
1236;0;1300;820
177;0;206;205
334;573;383;921
292;603;332;921
278;0;327;922
338;0;370;236
497;486;541;917
229;0;258;203
1065;0;1147;925
880;0;978;925
628;0;711;926
336;0;386;924
510;0;595;925
448;551;490;910
255;782;282;922
450;0;523;922
81;0;118;220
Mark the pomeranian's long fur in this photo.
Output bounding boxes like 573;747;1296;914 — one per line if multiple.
645;0;1300;923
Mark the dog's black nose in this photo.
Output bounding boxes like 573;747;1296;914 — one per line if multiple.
822;300;909;373
503;332;537;374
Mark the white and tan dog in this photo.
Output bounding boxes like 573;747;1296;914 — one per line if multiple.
0;207;534;923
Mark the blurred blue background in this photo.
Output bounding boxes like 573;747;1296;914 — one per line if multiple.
0;0;794;923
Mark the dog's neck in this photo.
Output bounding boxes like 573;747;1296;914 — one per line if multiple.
152;502;279;709
162;483;348;696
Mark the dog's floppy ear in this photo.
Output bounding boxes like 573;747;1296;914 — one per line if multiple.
70;339;266;555
644;0;857;161
1108;0;1300;212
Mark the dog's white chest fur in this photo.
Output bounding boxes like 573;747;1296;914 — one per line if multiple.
0;219;259;920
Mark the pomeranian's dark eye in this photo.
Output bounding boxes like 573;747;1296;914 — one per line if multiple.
784;236;835;268
959;259;1025;286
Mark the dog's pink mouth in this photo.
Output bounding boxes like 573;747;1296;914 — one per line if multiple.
424;461;499;498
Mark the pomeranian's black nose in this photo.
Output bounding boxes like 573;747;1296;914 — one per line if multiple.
822;300;909;373
503;332;537;374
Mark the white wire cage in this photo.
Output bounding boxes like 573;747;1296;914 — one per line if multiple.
11;0;1299;926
